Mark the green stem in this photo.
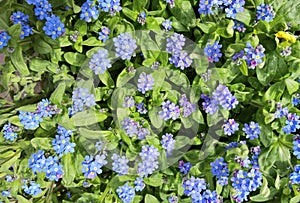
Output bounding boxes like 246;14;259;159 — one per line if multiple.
99;187;110;203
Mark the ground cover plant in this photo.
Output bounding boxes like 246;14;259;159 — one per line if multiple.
0;0;300;202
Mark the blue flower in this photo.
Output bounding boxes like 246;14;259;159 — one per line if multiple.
162;19;172;31
233;20;246;32
198;0;215;15
274;103;288;118
293;135;300;159
169;51;192;70
22;181;42;196
137;12;146;25
52;133;76;157
19;111;43;130
111;154;129;175
166;33;185;54
136;102;148;114
98;26;110;42
168;195;178;203
69;88;96;116
158;100;181;121
134;177;145;192
256;4;275;22
161;133;175;156
89;48;112;74
179;160;192;175
43;14;65;39
282;113;300;134
0;31;11;49
2;122;18;141
81;154;107;179
290;165;300;184
242;122;261;140
99;0;122;14
223;119;239;136
34;0;52;20
204;40;222;62
210;157;229;186
113;33;137;60
80;0;100;22
116;183;135;203
137;72;155;94
179;94;196;117
137;145;160;177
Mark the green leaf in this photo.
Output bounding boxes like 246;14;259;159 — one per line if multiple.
50;82;66;104
64;52;86;67
285;78;299;95
236;9;252;25
11;46;30;76
145;194;160;203
31;138;53;150
71;111;107;127
62;153;76;186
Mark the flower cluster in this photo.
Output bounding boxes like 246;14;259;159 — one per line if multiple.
182;176;219;202
98;26;110;42
256;4;275;22
22;181;42;196
113;32;137;60
111;154;129;175
233;20;246;32
223;119;239;136
26;0;52;20
290;165;300;184
121;117;150;140
43;15;66;39
162;19;172;31
137;145;160;177
274;103;289;118
158;100;181;121
2;122;19;141
52;126;76;157
179;160;192;175
137;72;155;94
134;177;145;191
137;12;146;25
0;31;11;49
201;84;238;114
10;11;33;39
161;133;175;156
116;183;135;203
282;113;300;134
28;150;64;181
204;40;223;62
80;0;99;22
233;43;265;69
166;33;192;70
210;157;229;186
68;88;96;116
179;94;196;117
198;0;245;19
81;154;107;179
89;48;112;74
242;122;261;140
293;134;300;159
231;169;263;202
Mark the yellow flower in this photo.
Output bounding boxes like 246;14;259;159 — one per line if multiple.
275;31;297;43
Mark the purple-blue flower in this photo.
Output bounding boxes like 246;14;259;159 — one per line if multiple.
116;183;135;203
137;72;155;94
242;122;261;140
223;119;239;136
113;33;137;60
89;48;112;74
